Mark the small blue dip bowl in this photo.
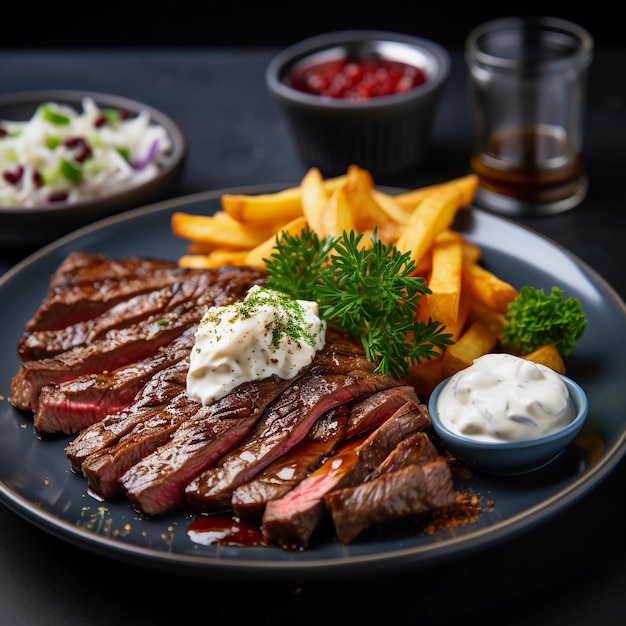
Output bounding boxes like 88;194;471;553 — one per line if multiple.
428;374;589;475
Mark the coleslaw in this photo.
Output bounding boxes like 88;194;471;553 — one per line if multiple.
0;97;172;207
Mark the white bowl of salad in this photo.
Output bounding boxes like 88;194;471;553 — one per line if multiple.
0;90;186;248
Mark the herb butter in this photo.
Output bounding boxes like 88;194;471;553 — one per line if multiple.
187;285;326;405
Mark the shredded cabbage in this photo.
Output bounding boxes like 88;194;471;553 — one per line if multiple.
0;97;172;207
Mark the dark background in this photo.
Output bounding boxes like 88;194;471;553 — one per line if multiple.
1;1;621;49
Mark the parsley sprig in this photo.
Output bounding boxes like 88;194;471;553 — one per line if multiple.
502;285;587;356
264;228;453;380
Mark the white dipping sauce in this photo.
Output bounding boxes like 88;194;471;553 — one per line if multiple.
436;353;576;442
187;285;326;405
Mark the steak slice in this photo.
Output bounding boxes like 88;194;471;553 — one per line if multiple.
9;307;199;412
261;399;430;550
46;252;178;293
230;406;350;521
324;456;456;544
373;430;439;475
25;261;189;332
34;329;195;435
80;389;203;499
65;358;191;471
185;370;398;514
19;284;181;361
120;374;296;517
343;385;419;440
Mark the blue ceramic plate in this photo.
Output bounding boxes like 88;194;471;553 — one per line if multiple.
0;185;624;582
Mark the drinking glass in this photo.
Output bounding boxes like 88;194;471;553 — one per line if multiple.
466;16;594;215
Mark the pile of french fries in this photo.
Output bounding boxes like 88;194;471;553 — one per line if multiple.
171;165;565;397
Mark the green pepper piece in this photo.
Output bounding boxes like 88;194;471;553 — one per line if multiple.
46;135;61;150
39;103;71;126
116;146;130;161
60;158;82;181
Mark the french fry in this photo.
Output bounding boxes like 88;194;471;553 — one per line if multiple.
427;234;463;325
319;184;357;237
442;320;500;378
244;216;309;268
468;299;507;337
300;167;330;235
221;173;347;224
179;249;250;269
393;173;479;212
171;211;277;249
521;344;567;375
462;259;519;314
370;189;413;225
344;165;401;239
394;187;463;266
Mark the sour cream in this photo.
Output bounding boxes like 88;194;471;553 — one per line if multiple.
187;285;326;405
436;353;576;442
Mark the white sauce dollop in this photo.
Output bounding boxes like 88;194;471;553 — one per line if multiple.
436;353;576;442
187;285;326;405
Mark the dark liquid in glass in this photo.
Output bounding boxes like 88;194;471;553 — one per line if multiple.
470;125;585;205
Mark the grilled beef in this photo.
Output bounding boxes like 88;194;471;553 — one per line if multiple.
185;370;398;514
230;386;419;520
24;253;184;332
231;406;350;521
324;456;455;544
120;374;296;516
34;329;195;435
65;356;191;471
10;252;467;547
261;400;430;550
80;390;202;499
118;335;380;517
10;265;265;412
19;284;183;360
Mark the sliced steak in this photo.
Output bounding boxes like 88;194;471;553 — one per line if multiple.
261;399;430;550
10;265;265;413
24;256;264;332
120;374;296;517
24;253;263;331
34;329;195;435
46;252;178;293
80;390;203;499
20;284;180;360
230;385;419;521
373;430;439;475
65;358;191;471
231;405;350;521
117;335;379;517
10;308;198;412
185;370;398;514
343;385;419;440
324;457;456;544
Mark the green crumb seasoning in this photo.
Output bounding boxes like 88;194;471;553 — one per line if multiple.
207;286;319;352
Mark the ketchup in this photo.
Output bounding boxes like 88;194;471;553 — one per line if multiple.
286;58;427;100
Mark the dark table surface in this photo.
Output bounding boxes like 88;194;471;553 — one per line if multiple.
0;45;624;626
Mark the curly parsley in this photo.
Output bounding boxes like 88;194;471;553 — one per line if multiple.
502;285;587;356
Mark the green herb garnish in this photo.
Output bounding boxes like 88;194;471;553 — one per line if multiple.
264;228;453;380
502;285;587;356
